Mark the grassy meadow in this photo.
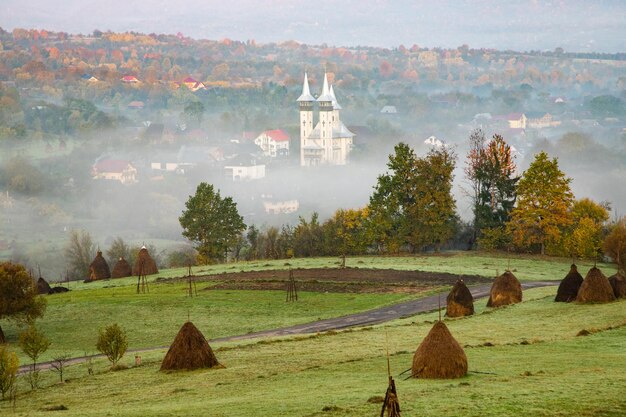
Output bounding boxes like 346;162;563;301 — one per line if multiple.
1;253;624;416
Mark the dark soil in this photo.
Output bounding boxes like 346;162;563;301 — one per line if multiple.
183;267;492;294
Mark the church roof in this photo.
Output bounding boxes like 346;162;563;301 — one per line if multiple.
297;72;315;102
330;85;342;110
317;73;333;102
333;121;355;138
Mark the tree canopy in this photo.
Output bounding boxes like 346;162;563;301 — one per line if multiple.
0;262;47;343
179;182;246;263
507;151;573;255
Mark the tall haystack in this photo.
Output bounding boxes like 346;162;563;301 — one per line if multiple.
487;271;522;307
446;279;474;317
37;277;51;294
576;267;616;303
89;251;111;281
133;246;158;276
555;264;583;302
111;257;132;278
160;321;221;371
411;321;467;379
608;272;626;299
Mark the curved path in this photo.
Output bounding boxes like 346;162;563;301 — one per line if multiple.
20;280;558;373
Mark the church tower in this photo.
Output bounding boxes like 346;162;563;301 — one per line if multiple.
297;72;315;166
317;73;334;162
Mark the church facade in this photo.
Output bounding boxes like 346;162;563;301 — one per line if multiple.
298;73;355;166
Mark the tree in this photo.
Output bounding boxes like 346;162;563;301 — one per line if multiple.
367;143;418;253
323;208;371;257
64;230;95;280
179;183;246;263
466;131;519;245
0;346;18;400
96;323;128;368
182;101;205;127
562;199;609;260
507;152;573;255
18;324;50;388
0;262;47;344
50;354;71;383
106;237;131;264
409;147;458;252
293;213;324;257
604;217;626;271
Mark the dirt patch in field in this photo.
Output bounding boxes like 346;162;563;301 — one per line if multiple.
188;268;491;294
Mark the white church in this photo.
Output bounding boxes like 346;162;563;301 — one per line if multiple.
298;73;355;166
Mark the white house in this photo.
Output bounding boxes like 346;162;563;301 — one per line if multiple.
92;160;138;184
224;154;265;181
254;129;290;157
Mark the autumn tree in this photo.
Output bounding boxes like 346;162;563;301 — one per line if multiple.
323;208;371;257
507;152;573;255
18;324;50;388
465;130;519;248
0;262;47;344
604;217;626;272
0;346;19;400
179;183;246;263
293;213;324;257
562;198;609;260
96;323;128;368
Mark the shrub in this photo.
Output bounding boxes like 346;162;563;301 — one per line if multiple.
96;324;128;367
0;346;19;400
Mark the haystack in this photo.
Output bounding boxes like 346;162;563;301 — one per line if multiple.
555;264;583;302
608;272;626;299
37;277;51;294
576;267;616;303
486;271;522;307
111;257;132;278
133;246;158;275
89;251;111;281
411;321;467;379
160;322;221;371
446;279;474;317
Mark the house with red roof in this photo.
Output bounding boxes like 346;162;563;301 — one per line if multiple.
254;129;290;157
121;75;140;84
182;76;206;92
92;159;138;184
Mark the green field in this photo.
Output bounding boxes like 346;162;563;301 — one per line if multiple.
1;253;624;416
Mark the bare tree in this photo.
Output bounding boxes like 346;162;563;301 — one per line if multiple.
64;230;95;280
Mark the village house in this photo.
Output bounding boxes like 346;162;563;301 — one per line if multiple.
224;154;265;181
262;198;299;214
121;75;140;83
526;112;561;129
92;159;138;184
254;129;290;157
181;76;206;91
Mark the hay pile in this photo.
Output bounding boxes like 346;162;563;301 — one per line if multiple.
133;247;158;275
487;271;522;307
446;279;474;317
411;321;467;379
37;277;51;294
608;272;626;299
555;264;584;302
49;286;69;294
111;257;132;278
89;251;111;281
576;267;616;303
160;322;221;371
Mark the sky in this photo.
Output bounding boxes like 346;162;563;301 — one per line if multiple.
1;0;625;52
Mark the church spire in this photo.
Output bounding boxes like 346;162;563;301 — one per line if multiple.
329;85;342;110
317;73;333;102
297;72;315;102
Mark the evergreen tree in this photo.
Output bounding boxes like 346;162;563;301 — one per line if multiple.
507;151;573;255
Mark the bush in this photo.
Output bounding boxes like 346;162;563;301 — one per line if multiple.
96;324;128;367
0;346;19;400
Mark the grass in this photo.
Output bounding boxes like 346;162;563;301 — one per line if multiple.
2;287;625;417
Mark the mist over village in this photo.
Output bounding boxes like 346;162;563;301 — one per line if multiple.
0;1;625;416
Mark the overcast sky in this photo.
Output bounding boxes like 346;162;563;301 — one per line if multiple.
1;0;625;52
